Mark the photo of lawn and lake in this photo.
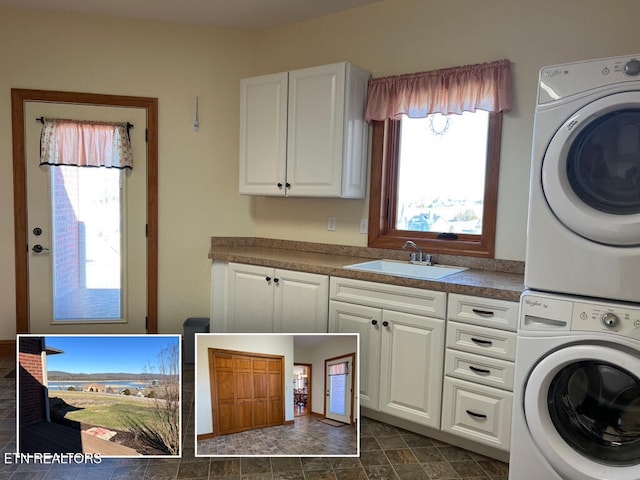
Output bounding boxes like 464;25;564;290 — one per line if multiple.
17;334;182;457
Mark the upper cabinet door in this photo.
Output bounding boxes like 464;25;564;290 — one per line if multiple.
286;63;345;197
239;62;370;198
239;72;288;196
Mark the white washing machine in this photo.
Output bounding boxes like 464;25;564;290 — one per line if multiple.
510;290;640;480
525;54;640;302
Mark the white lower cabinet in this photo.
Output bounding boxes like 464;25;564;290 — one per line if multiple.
329;277;446;429
225;262;329;333
441;377;512;450
441;294;518;451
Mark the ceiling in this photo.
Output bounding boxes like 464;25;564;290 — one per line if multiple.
0;0;381;30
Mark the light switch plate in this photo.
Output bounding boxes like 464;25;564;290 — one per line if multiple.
359;218;368;234
328;216;336;231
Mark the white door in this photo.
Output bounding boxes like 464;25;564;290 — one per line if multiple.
274;269;328;333
26;102;147;334
524;343;640;480
239;72;288;196
328;300;381;410
325;354;353;424
542;92;640;246
225;262;275;332
379;310;445;428
287;63;345;197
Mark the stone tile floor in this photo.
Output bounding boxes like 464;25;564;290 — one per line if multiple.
197;415;357;456
0;356;509;479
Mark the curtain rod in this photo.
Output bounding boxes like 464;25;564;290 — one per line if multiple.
36;117;134;129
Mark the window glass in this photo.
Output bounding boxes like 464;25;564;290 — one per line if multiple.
397;112;489;234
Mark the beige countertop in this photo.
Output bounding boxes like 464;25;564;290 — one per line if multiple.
209;237;525;302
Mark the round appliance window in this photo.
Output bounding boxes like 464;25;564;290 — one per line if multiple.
547;360;640;466
524;343;640;479
541;92;640;246
566;109;640;215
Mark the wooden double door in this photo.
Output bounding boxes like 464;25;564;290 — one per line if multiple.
209;349;284;436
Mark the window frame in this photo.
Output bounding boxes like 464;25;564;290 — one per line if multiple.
367;112;503;258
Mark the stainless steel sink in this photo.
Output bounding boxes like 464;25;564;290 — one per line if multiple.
343;259;467;280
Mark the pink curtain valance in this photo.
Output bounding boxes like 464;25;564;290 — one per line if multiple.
365;59;512;121
40;118;133;169
328;362;348;376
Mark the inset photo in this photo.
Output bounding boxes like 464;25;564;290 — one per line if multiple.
195;333;359;456
17;334;181;457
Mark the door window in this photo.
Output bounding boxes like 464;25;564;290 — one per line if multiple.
548;360;640;466
51;165;124;320
567;109;640;214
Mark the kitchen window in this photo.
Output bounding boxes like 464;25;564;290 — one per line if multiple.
365;60;511;258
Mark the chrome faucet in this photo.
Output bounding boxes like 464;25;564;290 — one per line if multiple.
402;240;424;262
402;241;433;265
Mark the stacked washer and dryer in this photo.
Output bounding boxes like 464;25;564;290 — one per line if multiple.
510;55;640;479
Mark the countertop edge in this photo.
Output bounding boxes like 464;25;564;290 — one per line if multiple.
209;239;525;302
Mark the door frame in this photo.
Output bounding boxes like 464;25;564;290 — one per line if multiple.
293;362;312;415
11;88;159;334
324;352;356;425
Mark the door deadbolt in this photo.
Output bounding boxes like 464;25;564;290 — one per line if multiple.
33;227;43;236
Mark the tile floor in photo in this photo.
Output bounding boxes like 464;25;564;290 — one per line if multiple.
0;355;509;479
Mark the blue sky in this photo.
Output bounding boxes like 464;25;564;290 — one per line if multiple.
43;335;180;374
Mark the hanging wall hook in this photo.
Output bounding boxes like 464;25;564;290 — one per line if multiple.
194;95;199;132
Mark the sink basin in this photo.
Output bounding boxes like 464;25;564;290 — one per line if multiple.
343;259;467;280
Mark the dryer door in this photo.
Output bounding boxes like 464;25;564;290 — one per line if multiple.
524;343;640;480
542;91;640;246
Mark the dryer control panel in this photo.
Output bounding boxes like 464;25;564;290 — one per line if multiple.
538;53;640;104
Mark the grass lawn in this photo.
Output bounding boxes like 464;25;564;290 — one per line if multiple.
49;389;162;432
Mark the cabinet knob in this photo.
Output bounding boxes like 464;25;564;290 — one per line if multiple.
382;321;389;327
273;278;279;284
265;276;271;282
371;319;378;326
277;183;283;188
285;182;291;188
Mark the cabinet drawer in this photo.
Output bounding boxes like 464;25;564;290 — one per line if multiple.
441;377;512;451
330;277;446;319
446;321;516;361
445;349;515;391
447;294;518;331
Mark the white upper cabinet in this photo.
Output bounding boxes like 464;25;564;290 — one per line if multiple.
239;62;370;198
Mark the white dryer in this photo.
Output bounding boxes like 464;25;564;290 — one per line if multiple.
510;290;640;480
526;54;640;302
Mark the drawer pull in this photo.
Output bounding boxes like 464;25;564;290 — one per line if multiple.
472;308;495;317
466;410;488;419
469;365;491;375
471;337;493;346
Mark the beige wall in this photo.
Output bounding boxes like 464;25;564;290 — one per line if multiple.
248;0;640;255
2;0;640;340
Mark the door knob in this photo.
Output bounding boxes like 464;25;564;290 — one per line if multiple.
32;244;50;253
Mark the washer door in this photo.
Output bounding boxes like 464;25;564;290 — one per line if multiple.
525;344;640;480
542;91;640;246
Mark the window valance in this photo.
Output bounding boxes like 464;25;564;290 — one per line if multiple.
40;118;133;169
365;59;512;121
328;362;349;376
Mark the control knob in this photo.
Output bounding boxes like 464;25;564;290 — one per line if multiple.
624;59;640;76
601;312;620;329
